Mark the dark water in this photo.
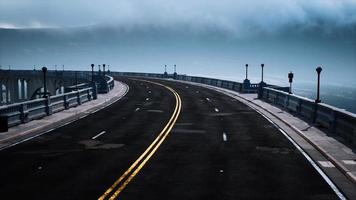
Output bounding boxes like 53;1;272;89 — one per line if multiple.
293;83;356;114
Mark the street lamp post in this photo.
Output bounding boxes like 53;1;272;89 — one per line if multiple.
98;65;101;76
315;66;322;103
91;64;94;82
288;71;294;94
103;64;106;76
42;67;48;98
245;64;248;80
108;65;110;74
261;64;264;83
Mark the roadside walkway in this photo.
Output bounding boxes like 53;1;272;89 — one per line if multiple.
0;81;129;150
175;80;356;198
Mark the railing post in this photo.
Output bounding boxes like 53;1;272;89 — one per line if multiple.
45;97;52;116
77;90;82;105
19;103;29;123
87;88;92;101
64;94;69;109
91;82;98;100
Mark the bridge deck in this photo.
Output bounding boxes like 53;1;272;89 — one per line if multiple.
0;77;355;199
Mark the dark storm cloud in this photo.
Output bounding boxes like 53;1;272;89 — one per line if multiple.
0;0;356;35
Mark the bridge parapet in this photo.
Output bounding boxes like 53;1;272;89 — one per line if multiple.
111;72;285;94
261;87;356;147
0;73;115;132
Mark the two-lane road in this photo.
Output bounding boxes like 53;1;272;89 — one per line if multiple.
0;77;339;199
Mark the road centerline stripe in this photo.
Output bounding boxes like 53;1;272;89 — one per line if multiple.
98;79;182;200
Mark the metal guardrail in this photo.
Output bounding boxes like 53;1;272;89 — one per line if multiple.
0;87;95;129
262;87;356;147
0;75;115;131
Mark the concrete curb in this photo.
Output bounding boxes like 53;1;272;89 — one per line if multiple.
0;81;129;151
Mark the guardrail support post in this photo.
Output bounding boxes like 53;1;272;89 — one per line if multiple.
45;97;52;116
87;89;92;101
64;94;69;109
20;104;29;123
91;83;97;100
77;91;82;105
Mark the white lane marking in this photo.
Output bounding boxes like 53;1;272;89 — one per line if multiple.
318;161;335;168
146;98;150;101
196;91;199;93
222;132;227;142
206;97;211;101
148;90;152;94
92;131;106;140
342;160;356;165
135;107;140;112
214;108;219;112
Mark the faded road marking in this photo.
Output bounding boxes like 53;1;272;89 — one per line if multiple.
92;131;106;140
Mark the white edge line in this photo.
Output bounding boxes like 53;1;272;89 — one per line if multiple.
0;82;129;151
253;107;346;200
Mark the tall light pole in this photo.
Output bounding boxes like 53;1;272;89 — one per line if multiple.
288;71;294;94
98;64;101;76
245;64;248;80
103;64;106;76
55;64;57;71
108;65;110;74
315;66;322;103
261;63;264;83
42;67;48;98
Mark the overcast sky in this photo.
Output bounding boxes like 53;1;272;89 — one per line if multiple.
1;0;356;33
0;0;355;87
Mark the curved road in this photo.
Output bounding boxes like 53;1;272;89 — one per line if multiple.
0;77;339;199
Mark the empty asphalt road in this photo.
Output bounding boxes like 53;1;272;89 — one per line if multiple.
0;77;340;199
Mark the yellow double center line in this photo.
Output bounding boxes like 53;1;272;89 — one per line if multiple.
98;79;182;200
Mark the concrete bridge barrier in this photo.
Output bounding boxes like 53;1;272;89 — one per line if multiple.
0;72;115;131
261;87;356;147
